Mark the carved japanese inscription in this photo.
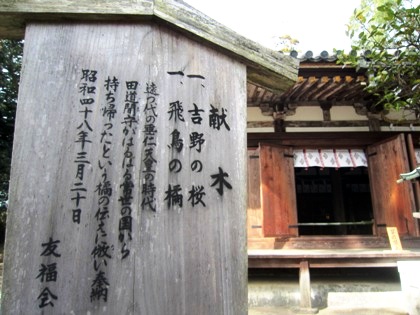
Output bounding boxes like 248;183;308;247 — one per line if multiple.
3;23;247;315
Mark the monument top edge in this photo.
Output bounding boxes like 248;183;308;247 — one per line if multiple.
0;0;298;92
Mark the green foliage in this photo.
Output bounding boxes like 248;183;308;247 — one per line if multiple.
275;35;300;53
336;0;419;117
0;39;23;230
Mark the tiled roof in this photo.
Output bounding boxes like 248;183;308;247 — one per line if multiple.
247;51;372;115
290;50;339;62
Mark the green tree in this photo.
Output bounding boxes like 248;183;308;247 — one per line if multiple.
0;39;23;235
337;0;419;118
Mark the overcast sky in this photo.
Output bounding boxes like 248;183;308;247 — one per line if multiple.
184;0;362;55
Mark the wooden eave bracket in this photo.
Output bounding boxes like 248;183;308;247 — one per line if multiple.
0;0;298;93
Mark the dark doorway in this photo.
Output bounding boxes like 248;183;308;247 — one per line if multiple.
295;167;373;235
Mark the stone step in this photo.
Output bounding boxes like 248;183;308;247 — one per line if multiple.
320;308;408;315
327;291;408;314
248;275;402;309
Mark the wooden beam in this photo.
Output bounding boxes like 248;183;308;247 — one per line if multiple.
249;257;400;269
247;116;420;130
247;121;274;129
247;119;377;130
247;131;420;148
285;120;369;128
248;249;420;268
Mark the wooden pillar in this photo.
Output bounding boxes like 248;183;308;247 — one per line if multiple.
274;119;286;132
366;110;382;131
295;260;318;314
406;133;420;236
273;110;286;132
368;118;381;131
2;22;247;315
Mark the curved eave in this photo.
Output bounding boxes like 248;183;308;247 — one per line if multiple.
0;0;298;93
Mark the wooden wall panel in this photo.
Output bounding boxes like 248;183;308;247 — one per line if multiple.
259;144;298;237
367;134;417;237
406;133;420;235
2;23;247;314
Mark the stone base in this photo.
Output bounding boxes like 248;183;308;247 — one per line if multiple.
292;307;319;314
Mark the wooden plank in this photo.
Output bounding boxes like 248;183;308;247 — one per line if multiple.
249;259;399;269
285;120;371;128
2;22;247;315
259;144;298;236
248;249;420;259
0;0;298;94
248;249;420;269
247;121;275;129
276;235;391;249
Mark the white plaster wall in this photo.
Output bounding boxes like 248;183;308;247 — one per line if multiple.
247;107;274;132
285;106;323;121
246;105;419;133
381;109;419;131
247;107;273;122
331;106;368;121
385;108;417;121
